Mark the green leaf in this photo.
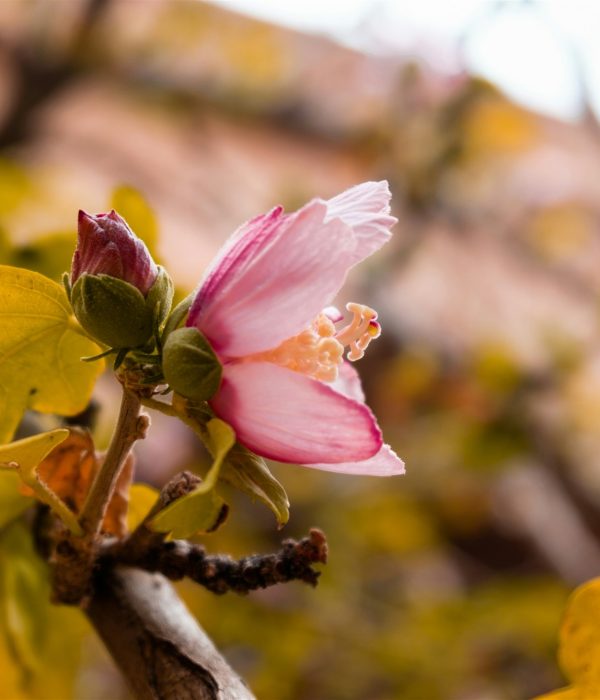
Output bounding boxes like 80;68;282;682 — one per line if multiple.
0;429;81;535
150;419;234;538
0;265;104;442
111;185;160;262
0;521;49;676
220;443;290;527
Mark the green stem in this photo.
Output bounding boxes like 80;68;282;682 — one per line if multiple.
79;387;143;535
141;396;179;418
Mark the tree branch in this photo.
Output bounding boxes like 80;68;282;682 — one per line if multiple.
86;566;254;700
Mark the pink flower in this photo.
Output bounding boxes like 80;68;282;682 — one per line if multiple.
72;210;158;295
187;181;404;476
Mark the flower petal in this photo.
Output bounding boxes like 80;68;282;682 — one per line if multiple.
188;182;396;359
189;203;350;357
308;444;405;476
210;362;382;464
325;181;397;263
331;361;366;402
188;206;285;329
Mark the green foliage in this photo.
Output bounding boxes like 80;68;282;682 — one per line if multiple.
172;397;290;526
0;266;103;443
151;419;234;538
220;443;290;527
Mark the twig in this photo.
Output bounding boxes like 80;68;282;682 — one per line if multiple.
109;529;328;595
79;387;146;535
104;471;328;594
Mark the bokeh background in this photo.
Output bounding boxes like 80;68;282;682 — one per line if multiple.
3;1;600;698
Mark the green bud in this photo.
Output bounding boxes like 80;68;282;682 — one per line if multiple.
162;327;222;401
71;274;155;349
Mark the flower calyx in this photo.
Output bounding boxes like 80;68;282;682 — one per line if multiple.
70;266;173;350
162;327;223;402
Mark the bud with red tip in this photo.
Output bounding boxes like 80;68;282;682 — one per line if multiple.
69;210;173;349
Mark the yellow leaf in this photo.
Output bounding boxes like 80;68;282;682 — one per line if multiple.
534;688;590;700
127;483;159;532
0;429;81;534
559;578;600;686
534;578;600;699
0;265;104;442
150;418;234;538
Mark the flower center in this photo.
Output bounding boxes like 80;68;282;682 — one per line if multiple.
249;303;380;382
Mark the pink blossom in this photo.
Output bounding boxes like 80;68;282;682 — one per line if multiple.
187;181;404;476
72;210;158;295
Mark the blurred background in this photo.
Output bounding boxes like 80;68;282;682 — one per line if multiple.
2;1;600;698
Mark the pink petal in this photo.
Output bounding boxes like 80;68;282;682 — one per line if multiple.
331;361;366;402
188;182;396;359
189;202;351;357
307;444;405;476
189;206;285;327
325;181;397;263
210;362;382;464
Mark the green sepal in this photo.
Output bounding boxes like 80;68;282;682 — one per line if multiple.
162;327;222;401
161;291;194;342
145;266;174;330
71;273;154;349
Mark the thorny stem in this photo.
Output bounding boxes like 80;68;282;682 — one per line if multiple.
79;387;146;536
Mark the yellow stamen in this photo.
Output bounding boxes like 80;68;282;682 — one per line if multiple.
336;303;381;362
248;303;380;382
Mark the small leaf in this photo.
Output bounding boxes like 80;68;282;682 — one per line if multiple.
150;418;234;538
171;396;290;526
0;265;104;442
20;428;134;537
0;429;81;534
127;483;159;532
220;443;290;527
111;185;160;261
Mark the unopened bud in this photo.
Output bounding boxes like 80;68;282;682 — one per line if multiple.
70;210;173;348
72;210;158;295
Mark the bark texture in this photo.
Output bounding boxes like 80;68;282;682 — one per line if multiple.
86;566;255;700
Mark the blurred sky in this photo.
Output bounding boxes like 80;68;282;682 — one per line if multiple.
211;0;600;122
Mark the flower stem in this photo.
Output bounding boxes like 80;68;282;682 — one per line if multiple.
79;387;145;535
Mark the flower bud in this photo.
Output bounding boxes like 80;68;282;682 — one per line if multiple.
70;210;173;348
72;210;158;294
162;327;222;401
